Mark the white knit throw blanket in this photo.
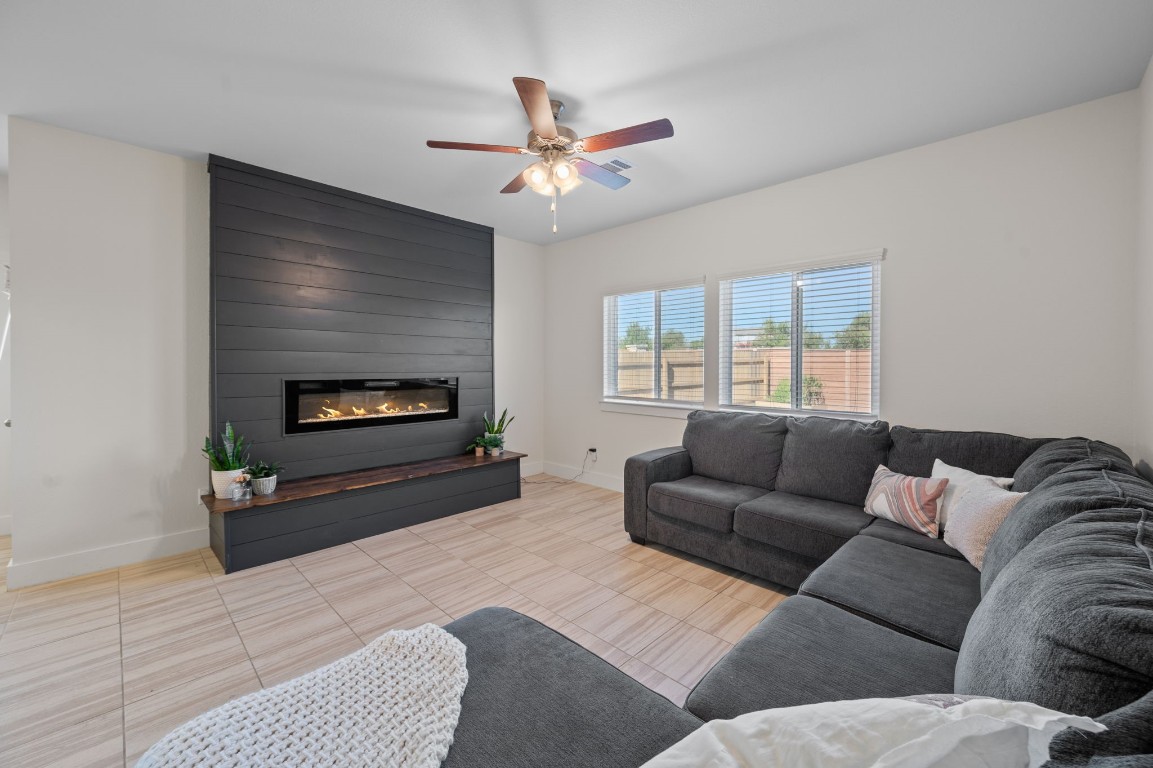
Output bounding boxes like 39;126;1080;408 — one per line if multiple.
137;623;469;768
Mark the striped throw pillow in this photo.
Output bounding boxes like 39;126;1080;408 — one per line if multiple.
864;465;949;538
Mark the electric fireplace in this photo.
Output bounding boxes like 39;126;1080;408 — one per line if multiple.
284;378;459;435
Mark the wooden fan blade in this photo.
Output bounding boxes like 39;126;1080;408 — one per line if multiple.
573;158;631;190
513;77;558;139
579;118;674;153
500;173;527;194
426;140;524;153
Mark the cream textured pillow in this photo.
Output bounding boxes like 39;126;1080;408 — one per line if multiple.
864;465;949;538
639;697;1104;768
942;478;1026;570
931;459;1013;535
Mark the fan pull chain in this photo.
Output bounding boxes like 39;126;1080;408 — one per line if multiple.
551;189;558;233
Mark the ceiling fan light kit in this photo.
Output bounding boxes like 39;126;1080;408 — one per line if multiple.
427;77;674;233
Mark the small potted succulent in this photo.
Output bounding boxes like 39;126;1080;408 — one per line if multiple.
202;422;250;499
482;434;505;456
483;408;515;449
249;460;285;496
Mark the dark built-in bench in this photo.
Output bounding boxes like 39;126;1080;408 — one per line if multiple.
204;452;525;573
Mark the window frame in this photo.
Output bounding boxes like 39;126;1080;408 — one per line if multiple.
602;278;707;407
718;249;884;419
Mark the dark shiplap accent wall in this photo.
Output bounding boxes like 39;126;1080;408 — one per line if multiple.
208;156;495;480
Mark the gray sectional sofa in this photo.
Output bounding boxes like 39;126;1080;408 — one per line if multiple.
438;411;1153;767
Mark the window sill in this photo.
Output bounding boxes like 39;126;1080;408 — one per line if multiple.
599;400;700;420
719;405;879;422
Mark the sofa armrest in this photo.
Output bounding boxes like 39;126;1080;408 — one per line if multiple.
624;447;692;541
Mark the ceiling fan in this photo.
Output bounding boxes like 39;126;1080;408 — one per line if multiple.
426;77;674;232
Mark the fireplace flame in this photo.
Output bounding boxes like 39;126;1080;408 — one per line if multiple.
304;396;445;425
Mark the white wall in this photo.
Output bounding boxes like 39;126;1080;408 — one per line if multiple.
0;175;10;535
493;235;546;475
7;118;210;588
1134;57;1153;474
542;93;1141;489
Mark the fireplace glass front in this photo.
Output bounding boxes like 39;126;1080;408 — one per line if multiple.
284;378;458;435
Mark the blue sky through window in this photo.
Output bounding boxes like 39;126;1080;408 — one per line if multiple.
731;264;872;344
616;286;704;346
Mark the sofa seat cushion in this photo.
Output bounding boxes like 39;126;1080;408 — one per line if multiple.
733;491;872;561
798;536;981;650
682;410;789;489
886;425;1052;479
981;459;1153;595
858;518;964;559
685;596;958;721
648;476;767;534
443;607;704;768
1012;437;1136;492
955;509;1153;721
775;416;892;506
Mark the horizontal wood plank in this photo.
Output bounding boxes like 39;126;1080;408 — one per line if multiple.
215;301;491;339
215;326;492;356
216;251;492;307
216;371;492;398
215;179;492;258
213;204;491;274
215;350;493;375
210;160;492;239
214;228;492;290
215;276;492;323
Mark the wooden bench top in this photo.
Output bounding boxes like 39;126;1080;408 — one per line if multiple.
202;451;527;514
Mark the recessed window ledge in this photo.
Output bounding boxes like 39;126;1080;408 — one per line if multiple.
599;399;699;420
719;406;879;423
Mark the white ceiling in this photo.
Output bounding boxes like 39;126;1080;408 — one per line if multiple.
2;1;1152;244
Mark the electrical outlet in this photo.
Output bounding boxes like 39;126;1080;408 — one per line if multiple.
197;487;210;503
588;447;598;462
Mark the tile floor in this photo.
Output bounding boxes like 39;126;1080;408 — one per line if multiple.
0;476;791;767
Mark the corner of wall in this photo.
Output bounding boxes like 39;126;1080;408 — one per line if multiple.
1134;54;1153;470
493;235;547;476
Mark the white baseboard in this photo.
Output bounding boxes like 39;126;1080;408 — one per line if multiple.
542;461;624;493
5;527;209;590
519;460;545;477
0;513;10;536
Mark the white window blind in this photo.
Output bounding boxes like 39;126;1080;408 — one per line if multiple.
720;258;880;416
604;283;705;404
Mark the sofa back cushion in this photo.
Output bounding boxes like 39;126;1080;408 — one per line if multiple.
954;508;1153;719
775;417;891;506
1011;437;1135;492
980;459;1153;595
886;426;1052;479
681;410;789;489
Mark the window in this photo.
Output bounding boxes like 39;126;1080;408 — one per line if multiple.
603;283;705;404
720;257;880;416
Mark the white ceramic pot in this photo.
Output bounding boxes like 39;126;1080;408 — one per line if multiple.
486;445;504;456
211;468;247;499
252;475;278;496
